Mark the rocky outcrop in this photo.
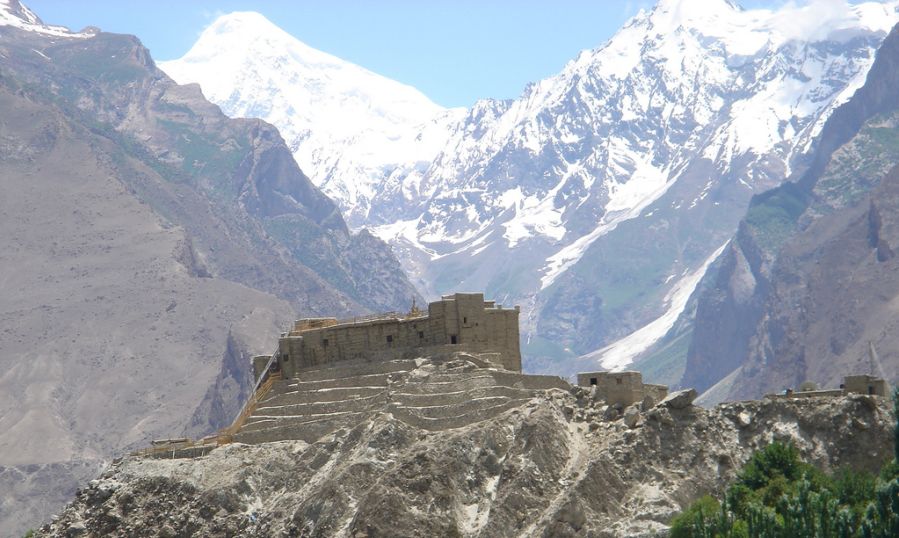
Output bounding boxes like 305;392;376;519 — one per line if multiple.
37;378;894;537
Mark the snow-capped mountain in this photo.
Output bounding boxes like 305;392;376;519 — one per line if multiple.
164;0;899;375
159;12;462;225
0;0;93;37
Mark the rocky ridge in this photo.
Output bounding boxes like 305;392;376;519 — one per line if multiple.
37;353;895;538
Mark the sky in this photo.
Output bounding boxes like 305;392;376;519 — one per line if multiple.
26;0;830;107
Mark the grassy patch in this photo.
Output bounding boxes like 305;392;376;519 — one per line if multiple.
744;183;808;254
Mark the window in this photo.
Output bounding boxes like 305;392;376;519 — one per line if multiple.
616;378;622;385
463;316;468;324
283;354;289;362
590;377;597;385
418;331;424;339
450;335;458;344
322;338;329;347
869;385;875;395
386;335;393;345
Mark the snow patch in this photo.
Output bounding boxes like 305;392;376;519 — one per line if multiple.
580;241;728;372
541;156;673;290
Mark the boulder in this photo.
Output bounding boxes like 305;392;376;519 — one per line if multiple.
659;389;697;409
623;406;642;429
602;404;619;421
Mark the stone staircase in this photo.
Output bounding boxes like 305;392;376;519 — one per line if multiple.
233;354;569;444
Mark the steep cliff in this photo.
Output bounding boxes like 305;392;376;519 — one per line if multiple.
685;23;899;400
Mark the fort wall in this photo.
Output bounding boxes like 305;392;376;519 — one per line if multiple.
275;293;521;378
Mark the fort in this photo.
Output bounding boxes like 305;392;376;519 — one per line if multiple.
136;293;893;459
267;292;521;379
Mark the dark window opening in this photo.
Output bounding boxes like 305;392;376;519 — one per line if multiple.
616;378;622;385
322;339;329;347
589;377;597;386
463;316;468;324
418;331;424;339
386;335;393;343
283;354;289;362
450;335;458;345
869;385;875;394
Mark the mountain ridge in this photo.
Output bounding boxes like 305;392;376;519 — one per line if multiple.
162;1;899;377
686;21;899;401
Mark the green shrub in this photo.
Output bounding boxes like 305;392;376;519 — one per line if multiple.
670;495;720;538
736;441;804;490
668;389;899;537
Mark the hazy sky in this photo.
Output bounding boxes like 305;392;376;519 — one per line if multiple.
26;1;842;107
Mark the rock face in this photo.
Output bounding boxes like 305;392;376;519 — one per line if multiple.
0;2;418;535
162;1;899;376
37;356;894;537
685;22;899;401
659;389;697;410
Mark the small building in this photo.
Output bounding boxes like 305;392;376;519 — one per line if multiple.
767;374;890;399
576;371;668;407
275;293;521;378
842;374;889;396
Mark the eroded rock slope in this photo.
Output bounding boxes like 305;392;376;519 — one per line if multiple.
38;353;894;538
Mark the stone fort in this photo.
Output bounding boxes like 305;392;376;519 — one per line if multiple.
266;292;521;379
137;292;893;458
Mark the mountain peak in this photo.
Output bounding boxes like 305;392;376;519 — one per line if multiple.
0;0;94;38
634;0;899;59
159;11;449;211
0;0;39;24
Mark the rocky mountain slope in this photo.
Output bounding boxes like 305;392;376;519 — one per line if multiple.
161;0;899;375
685;21;899;402
159;11;460;227
0;1;419;535
36;354;894;537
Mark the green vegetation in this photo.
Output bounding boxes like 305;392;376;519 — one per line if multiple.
813;112;899;211
670;389;899;537
744;183;808;255
155;118;246;186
